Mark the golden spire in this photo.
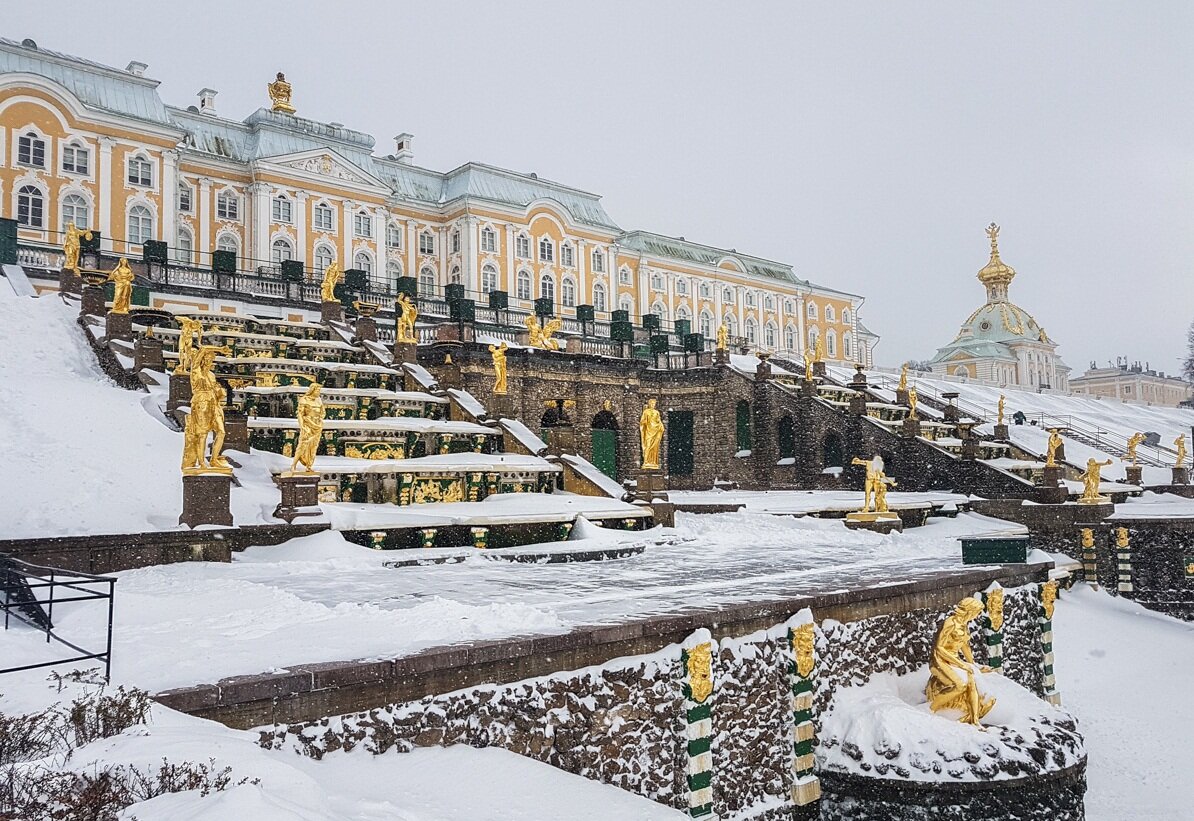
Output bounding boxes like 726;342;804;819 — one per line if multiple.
977;222;1015;302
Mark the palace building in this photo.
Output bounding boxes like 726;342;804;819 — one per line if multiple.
929;224;1069;390
0;36;876;364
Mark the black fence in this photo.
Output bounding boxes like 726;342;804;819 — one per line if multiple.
1;556;117;681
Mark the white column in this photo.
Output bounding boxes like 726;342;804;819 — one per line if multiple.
438;226;447;282
505;224;515;293
736;286;745;334
161;150;178;247
373;207;386;283
197;177;212;259
341;201;354;268
406;219;417;279
295;192;309;265
638;258;649;318
796;294;806;355
249;183;269;266
714;281;723;332
665;271;675;324
98;137;115;251
462;215;479;294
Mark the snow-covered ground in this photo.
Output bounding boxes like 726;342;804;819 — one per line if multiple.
668;488;969;513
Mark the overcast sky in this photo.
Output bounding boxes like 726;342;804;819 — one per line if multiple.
10;2;1194;374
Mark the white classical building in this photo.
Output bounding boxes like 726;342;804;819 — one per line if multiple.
929;225;1070;390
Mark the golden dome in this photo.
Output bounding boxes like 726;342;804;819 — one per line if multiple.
977;223;1016;287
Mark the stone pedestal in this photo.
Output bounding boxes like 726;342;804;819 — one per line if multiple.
843;511;903;534
490;394;515;420
651;499;676;527
321;300;344;324
1174;467;1191;485
960;437;979;460
812;361;827;378
179;472;233;528
801;380;818;398
58;267;82;295
900;418;921;438
436;323;475;344
848;394;868;415
80;282;106;318
105;311;132;342
1037;465;1068;504
634;469;665;503
224;412;249;454
1125;465;1143;486
943;405;960;422
134;334;164;372
354;315;377;343
1078;494;1111;506
167;372;192;416
392;340;417;365
993;423;1009;442
895;388;909;406
713;348;729;366
273;473;320;523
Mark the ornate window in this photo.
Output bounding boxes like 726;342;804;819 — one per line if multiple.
676;305;691;322
619;294;634;315
843;333;852;358
764;294;774;311
723;313;738;336
826;330;837;358
480;226;496;253
539;272;555;302
216;191;239;221
517;269;532;300
593;282;607;312
699;281;712;299
127;154;153;187
313;202;334;231
271;195;292;224
387;260;403;280
841;308;851;324
676;278;688;296
17;132;46;168
419;266;437;295
807;326;819;350
271;237;294;264
127;205;153;246
449;265;461;285
482;263;498;293
807;301;818;320
516;233;531;258
216;233;239;254
591;248;605;273
60;193;89;232
176;227;193;265
745;317;758;345
387;222;403;249
62;141;89;175
825;305;836;323
419;230;435;255
785;324;797;351
354;250;374;276
451;228;461;254
650;272;664;291
699;310;714;338
177;182;192;213
561;242;574;268
538;236;554;263
354;211;373;238
561;276;576;307
650;301;667;320
314;244;335;273
618;265;632;285
723;287;734;303
764;321;777;348
745;291;756;308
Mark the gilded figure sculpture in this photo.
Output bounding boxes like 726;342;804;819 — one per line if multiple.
803;347;815;381
181;346;231;474
997;395;1006;427
791;624;815;678
1116;527;1130;550
267;72;296;114
907;386;919;420
396;293;418;343
639;398;664;470
1041;580;1058;620
850;456;896;513
686;642;713;704
288;383;324;475
873;467;895;512
489;341;509;395
107;258;135;315
320;261;342;303
1176;434;1188;469
525;315;562;351
898;364;908;392
1125;432;1145;466
716;323;729;351
814;334;826;363
173;317;203;375
925;597;996;726
1045;428;1063;468
1079;457;1112;503
62;221;92;273
985;587;1004;633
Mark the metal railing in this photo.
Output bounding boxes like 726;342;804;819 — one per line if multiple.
1;556;117;681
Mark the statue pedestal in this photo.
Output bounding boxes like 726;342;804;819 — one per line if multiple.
960;438;979;460
1078;494;1112;506
713;348;729;366
224;412;249;454
993;423;1009;442
134;334;164;373
634;469;666;504
1125;465;1143;486
436;323;475;343
942;405;960;423
80;282;106;318
544;426;576;456
490;394;514;420
354;315;377;343
105;311;132;342
812;361;826;378
1174;467;1191;485
179;472;233;528
843;511;903;534
900;418;921;439
321;300;344;324
800;379;818;399
848;394;868;415
167;372;192;416
59;267;81;295
895;388;909;406
392;340;417;365
1037;465;1068;504
274;473;320;523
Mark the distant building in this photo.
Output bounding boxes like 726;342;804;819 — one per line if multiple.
1070;360;1192;407
929;225;1070;390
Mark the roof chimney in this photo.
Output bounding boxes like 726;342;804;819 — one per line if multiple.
393;133;414;165
197;88;218;116
126;61;148;76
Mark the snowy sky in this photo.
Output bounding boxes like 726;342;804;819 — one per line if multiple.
9;2;1194;373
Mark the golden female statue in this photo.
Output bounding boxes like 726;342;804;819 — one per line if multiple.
107;258;135;314
907;386;919;420
62;221;92;272
897;364;908;392
1125;432;1145;466
997;395;1006;427
320;261;342;303
396;293;418;343
1177;434;1188;468
174;317;203;375
926;597;996;726
267;71;296;114
803;347;815;381
1079;458;1113;503
289;383;324;475
181;346;231;474
716;323;729;351
489;341;509;395
873;467;895;512
1045;428;1063;467
814;334;826;363
639;398;664;470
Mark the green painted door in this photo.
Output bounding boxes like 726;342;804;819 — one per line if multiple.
591;429;617;479
667;410;694;476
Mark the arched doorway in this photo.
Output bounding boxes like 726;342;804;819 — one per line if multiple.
591;405;619;479
778;414;796;460
823;432;845;470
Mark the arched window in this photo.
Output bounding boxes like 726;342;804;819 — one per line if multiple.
826;330;837;358
515;233;531;258
17;185;44;228
419;266;437;295
177;181;192;213
387;222;403;249
127;205;153;245
764;321;777;348
619;294;634;315
722;313;738;336
592;248;606;273
60;193;89;232
387;260;403;281
561;276;576;307
63;140;89;175
538;236;554;263
841;308;851;324
517;269;532;300
784;324;797;351
271;237;294;264
480;225;496;253
745;317;757;344
618;265;632;285
807;326;819;350
354;250;374;276
650;301;667;320
807;302;818;320
481;263;498;294
676;278;688;296
539;272;555;302
419;230;435;255
450;228;461;254
735;400;751;452
127;153;152;187
676;304;691;321
449;265;461;285
216;233;239;254
699;310;713;338
843;334;852;359
175;227;193;265
745;291;756;308
593;281;607;312
271;194;292;224
216;190;239;221
314;244;335;273
825;305;836;323
17;131;46;168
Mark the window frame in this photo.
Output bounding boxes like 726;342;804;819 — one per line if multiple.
480;225;497;253
127;204;154;246
177;181;193;213
271;194;293;224
216;190;239;221
353;211;373;238
538;236;554;263
61;141;89;176
17;185;45;228
517;269;532;300
312;202;335;231
386;222;403;249
481;263;498;294
126;154;153;187
60;192;89;233
271;236;295;264
17;131;46;169
419;230;435;255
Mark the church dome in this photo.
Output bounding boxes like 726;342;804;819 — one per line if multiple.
977;223;1016;290
956;300;1051;345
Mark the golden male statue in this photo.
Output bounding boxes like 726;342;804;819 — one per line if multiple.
107;258;135;314
1177;434;1188;469
174;317;203;375
639;398;664;470
716;323;729;351
62;221;93;273
395;293;418;343
1045;428;1063;468
489;341;509;395
320;260;343;303
181;346;231;474
926;597;996;726
997;395;1006;427
851;456;880;512
1125;432;1145;466
803;347;815;381
289;383;324;475
814;334;826;363
1079;458;1113;503
907;385;919;420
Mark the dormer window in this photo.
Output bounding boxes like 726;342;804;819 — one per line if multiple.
127;154;153;187
17;132;45;168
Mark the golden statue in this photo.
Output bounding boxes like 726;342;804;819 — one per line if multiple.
1079;457;1113;503
1045;428;1063;468
320;260;342;303
525;315;562;351
1125;432;1145;466
907;385;919;420
173;317;203;375
791;624;815;678
62;221;92;273
926;597;996;726
395;293;418;343
803;347;815;381
288;383;324;475
267;71;296;114
985;587;1004;633
489;341;509;395
997;395;1006;427
1116;526;1130;550
814;334;826;363
639;398;664;470
851;456;896;513
181;346;231;474
1041;580;1058;620
873;467;895;512
1177;434;1188;469
716;323;729;351
897;364;908;392
107;258;135;315
686;642;713;704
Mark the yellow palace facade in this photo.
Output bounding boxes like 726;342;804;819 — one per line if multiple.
0;36;877;364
